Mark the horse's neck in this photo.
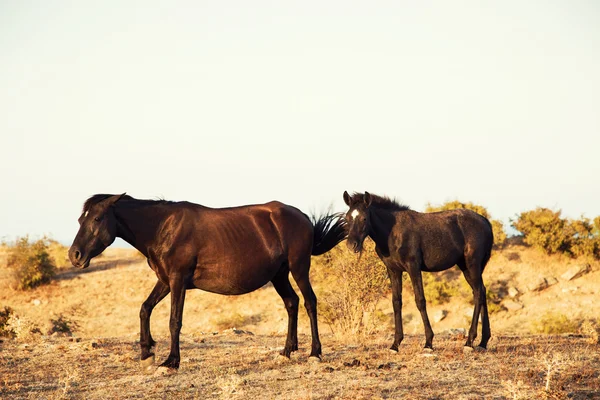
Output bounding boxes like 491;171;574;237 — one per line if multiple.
368;208;394;251
114;203;170;257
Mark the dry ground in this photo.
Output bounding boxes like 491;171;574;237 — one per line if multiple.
1;245;599;399
2;332;599;399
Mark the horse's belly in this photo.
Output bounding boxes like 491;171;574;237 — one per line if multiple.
192;256;281;295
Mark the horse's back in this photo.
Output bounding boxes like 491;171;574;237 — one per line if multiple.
188;201;313;294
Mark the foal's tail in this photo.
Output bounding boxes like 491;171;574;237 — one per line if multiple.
481;217;494;272
310;212;347;256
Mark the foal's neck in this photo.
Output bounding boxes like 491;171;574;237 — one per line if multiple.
368;207;396;253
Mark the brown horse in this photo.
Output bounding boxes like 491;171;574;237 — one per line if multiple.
68;194;346;371
343;191;493;351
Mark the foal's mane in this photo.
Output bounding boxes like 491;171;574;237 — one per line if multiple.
82;194;174;212
349;192;410;212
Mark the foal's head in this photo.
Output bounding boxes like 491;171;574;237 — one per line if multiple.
343;191;372;253
68;193;126;268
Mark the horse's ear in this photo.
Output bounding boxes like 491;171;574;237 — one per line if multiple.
343;191;352;207
364;192;372;207
107;193;127;206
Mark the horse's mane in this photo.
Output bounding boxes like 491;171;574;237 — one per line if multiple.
82;194;174;212
349;192;410;212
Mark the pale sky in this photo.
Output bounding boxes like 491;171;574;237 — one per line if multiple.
1;1;599;246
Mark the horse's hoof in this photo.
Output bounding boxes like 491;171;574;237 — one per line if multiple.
308;356;322;363
474;346;487;352
423;348;434;354
154;366;177;376
140;354;155;369
388;348;399;354
463;346;474;353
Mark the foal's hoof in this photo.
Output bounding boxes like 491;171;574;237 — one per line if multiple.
422;348;434;354
388;347;399;354
140;355;155;373
308;356;322;363
154;366;178;376
463;346;474;353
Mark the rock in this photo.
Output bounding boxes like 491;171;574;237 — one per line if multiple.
508;287;519;298
32;299;41;306
433;309;447;323
449;328;467;336
221;328;254;335
560;264;591;281
546;276;558;287
503;300;524;311
527;277;548;292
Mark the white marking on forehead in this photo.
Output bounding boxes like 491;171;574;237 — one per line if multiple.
84;211;89;217
351;209;360;219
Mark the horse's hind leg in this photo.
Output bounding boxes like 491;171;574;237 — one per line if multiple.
271;265;300;357
140;280;170;365
290;258;322;359
461;257;490;349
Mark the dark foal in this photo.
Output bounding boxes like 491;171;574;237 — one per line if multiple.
343;191;493;351
69;194;346;371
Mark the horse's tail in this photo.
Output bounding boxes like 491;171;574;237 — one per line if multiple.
481;217;494;272
310;212;347;256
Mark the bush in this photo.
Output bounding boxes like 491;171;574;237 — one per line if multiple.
421;273;470;306
6;236;56;290
313;239;389;336
511;209;600;259
0;306;16;338
48;314;79;336
531;312;580;334
425;200;506;247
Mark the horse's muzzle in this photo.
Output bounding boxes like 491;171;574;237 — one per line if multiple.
68;247;90;269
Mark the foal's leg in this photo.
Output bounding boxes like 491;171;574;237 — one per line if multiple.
461;260;489;348
159;274;186;370
291;261;322;359
140;280;170;363
387;268;405;352
271;267;300;357
407;268;434;349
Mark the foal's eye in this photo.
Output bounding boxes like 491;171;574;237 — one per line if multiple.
94;216;101;222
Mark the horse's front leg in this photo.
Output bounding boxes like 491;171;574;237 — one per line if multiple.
140;280;170;366
387;268;404;352
407;267;434;350
158;274;186;371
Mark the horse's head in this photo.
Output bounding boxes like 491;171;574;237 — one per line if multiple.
343;191;372;253
68;193;126;268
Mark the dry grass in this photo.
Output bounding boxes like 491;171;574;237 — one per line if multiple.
1;245;599;399
1;334;598;399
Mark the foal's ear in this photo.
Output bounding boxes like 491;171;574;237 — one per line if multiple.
107;193;127;206
343;191;352;207
364;192;372;207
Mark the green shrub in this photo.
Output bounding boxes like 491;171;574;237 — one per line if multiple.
6;236;56;290
531;312;580;334
491;220;507;248
313;239;389;336
425;200;506;247
512;209;600;259
421;273;469;305
512;208;571;255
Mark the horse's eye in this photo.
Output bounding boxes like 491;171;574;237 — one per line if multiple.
94;217;101;222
